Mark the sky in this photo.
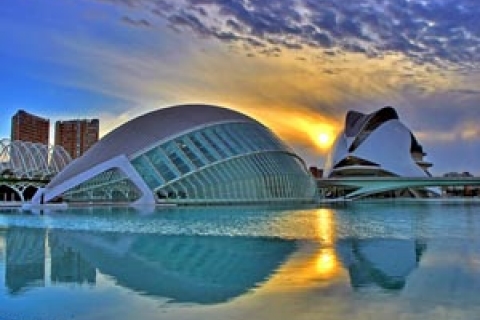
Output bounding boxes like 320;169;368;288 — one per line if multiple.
1;0;479;175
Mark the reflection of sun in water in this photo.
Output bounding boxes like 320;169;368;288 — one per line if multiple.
258;209;345;291
317;209;334;245
316;248;338;276
315;209;340;277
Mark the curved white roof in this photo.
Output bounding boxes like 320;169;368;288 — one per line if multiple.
324;106;431;178
48;104;257;189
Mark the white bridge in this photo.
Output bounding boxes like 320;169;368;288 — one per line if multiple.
0;139;71;202
316;177;480;200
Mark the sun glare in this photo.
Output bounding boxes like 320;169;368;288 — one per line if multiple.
318;133;332;147
280;115;338;153
313;129;335;151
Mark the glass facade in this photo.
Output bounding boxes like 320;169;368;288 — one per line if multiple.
63;168;141;202
61;122;316;204
131;122;316;204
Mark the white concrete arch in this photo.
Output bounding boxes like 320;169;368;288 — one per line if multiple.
0;139;72;180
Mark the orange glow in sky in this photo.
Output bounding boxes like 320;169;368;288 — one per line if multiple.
290;117;338;152
318;133;331;146
314;129;335;151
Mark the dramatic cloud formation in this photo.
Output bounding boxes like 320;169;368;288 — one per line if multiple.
103;0;480;68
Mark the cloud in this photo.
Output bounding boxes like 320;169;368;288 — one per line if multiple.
40;13;463;164
121;16;152;28
42;26;350;161
97;0;480;68
460;122;480;140
95;0;143;7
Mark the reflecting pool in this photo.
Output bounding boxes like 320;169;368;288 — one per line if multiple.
1;202;480;319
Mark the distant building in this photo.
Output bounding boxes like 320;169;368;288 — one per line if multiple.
55;119;99;159
11;110;49;145
309;166;323;178
443;172;478;197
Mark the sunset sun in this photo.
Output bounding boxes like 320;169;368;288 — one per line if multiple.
318;133;331;146
315;132;334;150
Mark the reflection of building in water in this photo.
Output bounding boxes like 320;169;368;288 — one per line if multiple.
1;211;296;303
51;230;296;304
49;235;96;285
336;238;426;290
3;228;96;294
0;231;5;264
5;228;46;294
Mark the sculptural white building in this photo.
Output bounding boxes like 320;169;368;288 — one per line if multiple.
34;104;317;205
322;107;436;198
324;106;432;178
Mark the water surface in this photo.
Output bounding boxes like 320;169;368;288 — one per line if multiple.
0;202;479;319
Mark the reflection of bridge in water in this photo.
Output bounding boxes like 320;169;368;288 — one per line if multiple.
317;177;480;200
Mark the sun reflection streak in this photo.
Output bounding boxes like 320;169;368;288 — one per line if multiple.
259;209;346;292
317;208;335;245
315;248;338;276
315;209;341;278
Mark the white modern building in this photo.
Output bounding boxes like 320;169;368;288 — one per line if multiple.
33;104;317;205
322;106;436;198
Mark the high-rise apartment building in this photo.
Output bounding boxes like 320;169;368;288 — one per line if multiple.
11;110;50;145
55;119;99;159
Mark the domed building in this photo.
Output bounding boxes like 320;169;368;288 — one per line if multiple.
35;105;316;205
